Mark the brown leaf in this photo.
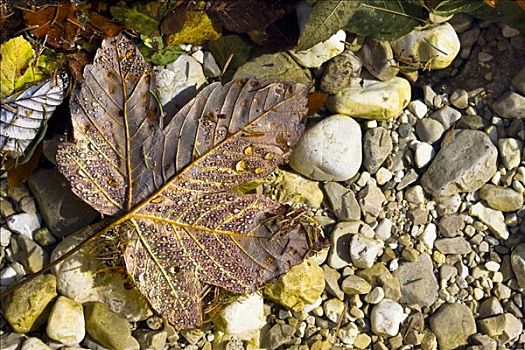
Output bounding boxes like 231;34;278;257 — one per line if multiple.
206;0;292;33
56;34;320;328
6;144;42;188
307;91;328;116
23;2;83;50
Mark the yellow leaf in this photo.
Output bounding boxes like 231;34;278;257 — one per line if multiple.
0;36;51;99
1;37;34;98
166;10;221;45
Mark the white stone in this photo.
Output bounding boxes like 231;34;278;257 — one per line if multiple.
0;266;18;288
408;100;428;119
213;293;265;340
375;167;393;185
7;213;40;238
414;142;435;168
484;261;500;272
350;234;383;269
47;296;85;346
498;138;522;170
51;228;152;322
290;30;346;68
327;222;359;269
371;299;406;337
289;114;362;181
0;227;11;246
375;218;392;241
469;203;509;240
391;23;460;69
155;54;207;106
20;338;51;350
419;223;437;250
323;298;345;322
327;77;411;120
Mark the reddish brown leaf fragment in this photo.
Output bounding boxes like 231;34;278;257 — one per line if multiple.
23;2;82;50
307;91;327;116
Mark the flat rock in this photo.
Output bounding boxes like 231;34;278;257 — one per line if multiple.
469;202;509;240
155;54;206;107
263;259;325;312
327;77;411;120
29;169;98;237
391;23;460;69
213;293;265;340
357;38;398;81
477;313;523;344
289;114;362;181
51;222;152;322
323;298;345;322
3;274;57;333
394;253;438;307
435;237;472;255
430;303;476;350
430;106;462;129
421;130;497;197
414;142;435;168
357;263;401;301
6;213;40;238
511;243;525;289
358;185;385;217
46;296;85;346
341;275;372;295
363;127;392;173
20;338;52;350
415;118;444;144
479;184;523;212
492;91;525;119
370;299;405;336
438;215;465;237
85;302;139;350
323;182;360;221
12;235;48;273
290;30;346;68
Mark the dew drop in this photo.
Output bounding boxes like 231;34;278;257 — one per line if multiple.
264;153;274;161
235;160;247;173
243;146;254;156
151;196;163;204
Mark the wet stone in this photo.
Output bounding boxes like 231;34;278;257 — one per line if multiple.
320;51;362;95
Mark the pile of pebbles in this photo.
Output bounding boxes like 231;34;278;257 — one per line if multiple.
1;9;524;350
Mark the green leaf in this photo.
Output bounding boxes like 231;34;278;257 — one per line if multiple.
110;6;159;36
425;0;484;16
468;1;525;33
345;0;427;41
297;0;360;51
0;36;50;99
208;35;252;75
149;45;185;66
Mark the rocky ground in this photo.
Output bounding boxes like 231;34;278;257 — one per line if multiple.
1;12;525;350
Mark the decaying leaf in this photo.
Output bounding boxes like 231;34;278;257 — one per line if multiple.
56;35;320;328
248;8;300;50
206;0;292;34
23;1;83;50
344;0;427;41
297;0;360;51
425;0;485;16
208;35;252;76
0;36;50;99
163;7;222;45
1;76;67;160
110;5;160;36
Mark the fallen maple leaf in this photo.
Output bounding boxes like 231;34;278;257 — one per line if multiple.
56;34;321;328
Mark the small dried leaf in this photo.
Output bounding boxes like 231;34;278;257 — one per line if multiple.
1;76;67;160
23;2;82;50
206;0;292;33
57;34;320;328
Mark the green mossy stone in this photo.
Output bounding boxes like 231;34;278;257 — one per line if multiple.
3;274;57;333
